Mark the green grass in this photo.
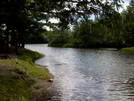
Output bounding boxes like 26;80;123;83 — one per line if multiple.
0;73;30;101
0;59;50;79
121;47;134;51
18;49;44;64
0;48;50;101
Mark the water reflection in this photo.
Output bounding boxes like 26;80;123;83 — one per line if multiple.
25;44;134;100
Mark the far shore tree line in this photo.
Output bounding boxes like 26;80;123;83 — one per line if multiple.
47;0;134;48
0;0;133;51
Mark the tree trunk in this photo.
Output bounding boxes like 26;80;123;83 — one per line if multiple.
11;30;16;46
22;43;25;48
5;29;9;52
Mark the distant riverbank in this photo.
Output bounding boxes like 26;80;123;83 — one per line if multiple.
121;47;134;51
0;47;54;101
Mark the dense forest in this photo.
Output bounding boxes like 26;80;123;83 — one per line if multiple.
47;0;134;48
0;0;133;49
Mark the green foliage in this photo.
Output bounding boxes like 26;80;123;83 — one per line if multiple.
47;28;71;47
0;0;124;46
1;0;133;47
121;0;134;46
28;34;48;44
72;20;92;45
48;17;125;48
48;0;134;48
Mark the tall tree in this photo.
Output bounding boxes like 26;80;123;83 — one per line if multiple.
121;0;134;46
0;0;124;49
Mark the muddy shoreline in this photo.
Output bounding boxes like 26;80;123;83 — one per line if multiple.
31;64;54;101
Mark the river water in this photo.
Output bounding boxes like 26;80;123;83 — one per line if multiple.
25;44;134;101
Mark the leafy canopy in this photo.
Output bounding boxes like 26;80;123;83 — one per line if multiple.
0;0;124;46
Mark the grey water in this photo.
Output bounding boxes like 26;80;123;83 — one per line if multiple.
25;44;134;101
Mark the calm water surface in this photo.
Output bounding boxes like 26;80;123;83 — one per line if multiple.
25;44;134;101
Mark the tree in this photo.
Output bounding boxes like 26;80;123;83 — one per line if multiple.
0;0;124;50
121;0;134;46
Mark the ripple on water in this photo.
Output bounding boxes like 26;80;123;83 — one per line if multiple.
25;44;134;101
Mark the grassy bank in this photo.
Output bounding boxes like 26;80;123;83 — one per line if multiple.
121;47;134;51
0;48;53;101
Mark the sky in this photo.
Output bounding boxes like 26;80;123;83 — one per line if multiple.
119;0;131;12
44;0;131;30
50;0;131;22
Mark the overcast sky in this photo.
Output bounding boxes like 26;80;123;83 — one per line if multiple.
119;0;131;12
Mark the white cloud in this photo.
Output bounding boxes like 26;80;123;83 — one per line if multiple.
43;26;52;31
119;2;129;12
49;18;59;23
42;18;59;31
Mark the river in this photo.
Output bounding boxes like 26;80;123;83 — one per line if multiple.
25;44;134;101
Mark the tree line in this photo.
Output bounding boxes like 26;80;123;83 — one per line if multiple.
47;0;134;48
0;0;128;50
